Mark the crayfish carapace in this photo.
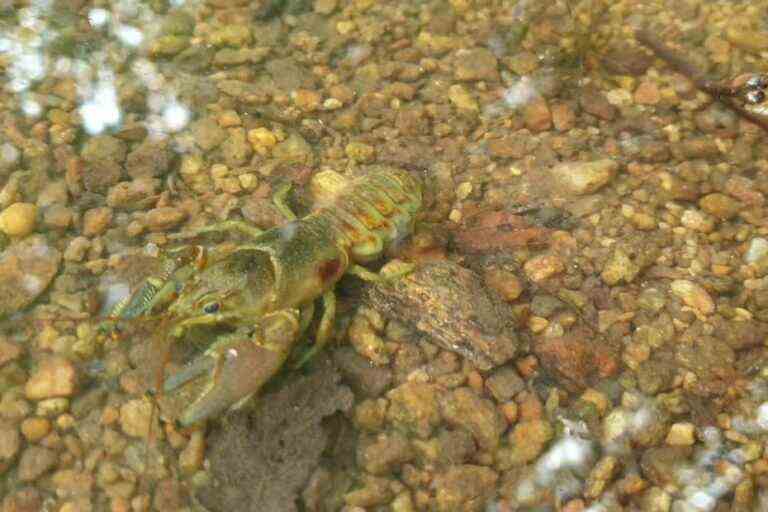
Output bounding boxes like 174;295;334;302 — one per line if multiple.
110;165;422;427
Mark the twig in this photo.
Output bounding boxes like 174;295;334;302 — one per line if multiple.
635;27;768;133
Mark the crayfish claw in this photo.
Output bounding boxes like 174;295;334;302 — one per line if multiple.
172;309;301;427
163;356;215;393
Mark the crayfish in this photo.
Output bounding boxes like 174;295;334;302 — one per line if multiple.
107;165;422;427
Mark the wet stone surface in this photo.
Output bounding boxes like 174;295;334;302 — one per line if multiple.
366;261;520;371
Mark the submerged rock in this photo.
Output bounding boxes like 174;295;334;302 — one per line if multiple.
0;235;61;316
366;261;519;370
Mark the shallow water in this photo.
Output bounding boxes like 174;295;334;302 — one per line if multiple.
1;0;768;510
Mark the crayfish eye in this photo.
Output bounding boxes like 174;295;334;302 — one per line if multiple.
202;302;220;314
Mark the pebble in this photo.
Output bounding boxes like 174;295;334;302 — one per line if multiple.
36;397;69;418
119;399;153;438
292;89;322;112
343;476;394;507
359;432;413;475
601;247;640;285
125;140;172;179
745;238;768;264
485;366;524;402
0;421;20;463
448;84;478;111
161;10;195;36
0;202;37;236
273;133;314;166
551;102;576;131
222;128;253;167
247;127;278;155
149;35;190;57
209;25;252;47
25;356;77;400
483;267;523;301
0;338;22;367
192;117;227;151
641;487;672;512
18;446;57;481
670;279;715;315
580;86;616;120
21;417;51;442
523;97;552;132
584;455;619;499
523;253;565;282
106;178;159;210
433;465;498;512
680;209;715;233
502;419;554;466
665;422;696;446
386;382;441;439
453;47;499;82
144;207;186;232
82;207;113;236
580;389;610;416
81;135;126;192
439;387;504;451
634;81;661;105
63;236;90;262
35;397;69;418
42;204;73;230
698;193;741;220
348;313;389;366
549;159;618;195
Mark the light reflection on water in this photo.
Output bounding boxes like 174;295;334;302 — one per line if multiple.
1;0;192;136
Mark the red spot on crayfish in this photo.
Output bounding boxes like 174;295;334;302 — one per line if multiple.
318;258;342;283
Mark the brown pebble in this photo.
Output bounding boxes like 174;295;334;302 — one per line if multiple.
634;81;661;105
484;267;523;301
144;207;186;232
551;102;576;131
517;390;543;421
25;356;77;400
523;253;565;282
82;207;113;236
18;446;57;481
467;371;484;394
523;97;552;132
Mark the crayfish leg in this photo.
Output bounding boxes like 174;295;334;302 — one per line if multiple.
293;290;336;369
272;181;298;221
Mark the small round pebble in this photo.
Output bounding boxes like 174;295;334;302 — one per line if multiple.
0;202;37;236
666;422;696;446
21;417;51;442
